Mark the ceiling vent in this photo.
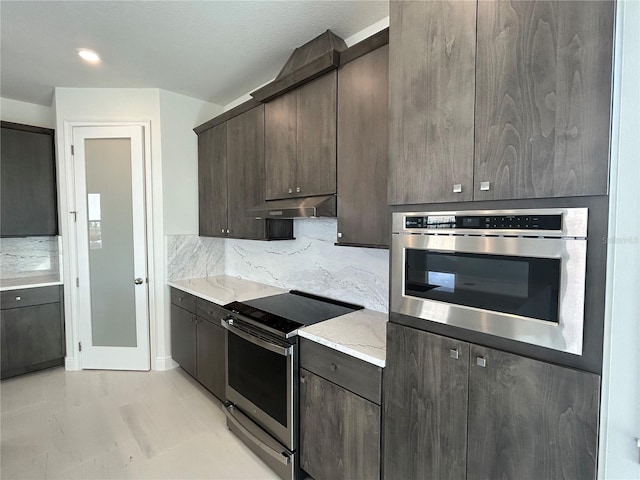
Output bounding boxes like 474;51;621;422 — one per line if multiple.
251;30;347;102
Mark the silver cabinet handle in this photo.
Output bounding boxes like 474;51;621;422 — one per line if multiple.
476;356;487;368
337;232;343;238
480;181;491;191
15;296;21;301
134;278;143;285
296;186;301;193
330;363;337;372
300;375;306;384
450;348;459;360
288;188;293;194
453;184;462;193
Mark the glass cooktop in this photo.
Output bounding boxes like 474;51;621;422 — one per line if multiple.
224;290;363;335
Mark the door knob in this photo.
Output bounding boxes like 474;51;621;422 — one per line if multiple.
134;278;144;285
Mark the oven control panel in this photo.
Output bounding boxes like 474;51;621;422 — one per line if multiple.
405;214;562;231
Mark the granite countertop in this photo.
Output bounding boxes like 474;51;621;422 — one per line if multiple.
0;274;63;291
298;309;388;368
168;275;287;306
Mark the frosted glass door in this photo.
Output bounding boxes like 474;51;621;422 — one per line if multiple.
85;138;136;347
73;125;149;371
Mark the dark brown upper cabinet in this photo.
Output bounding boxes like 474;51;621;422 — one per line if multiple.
388;0;614;206
197;105;293;240
388;0;477;205
198;123;227;237
1;122;58;236
265;71;337;200
337;44;390;248
474;0;614;200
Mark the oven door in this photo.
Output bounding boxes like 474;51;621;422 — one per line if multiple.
391;233;587;355
223;318;294;450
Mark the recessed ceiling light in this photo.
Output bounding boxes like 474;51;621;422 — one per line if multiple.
77;48;101;63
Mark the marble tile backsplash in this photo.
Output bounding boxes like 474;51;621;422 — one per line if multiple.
167;219;389;312
0;236;61;279
166;235;225;281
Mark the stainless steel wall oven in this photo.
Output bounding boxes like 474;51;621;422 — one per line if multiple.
391;208;588;355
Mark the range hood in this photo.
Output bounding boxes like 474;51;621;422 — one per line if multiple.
247;195;336;219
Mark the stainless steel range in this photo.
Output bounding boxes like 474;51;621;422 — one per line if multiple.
221;290;363;480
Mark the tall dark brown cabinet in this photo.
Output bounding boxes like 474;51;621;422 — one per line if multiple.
387;0;477;205
1;122;58;236
337;43;390;248
198;123;227;237
388;0;615;205
384;323;600;480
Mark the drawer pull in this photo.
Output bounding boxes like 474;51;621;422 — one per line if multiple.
300;375;306;384
329;363;337;372
450;348;459;360
15;296;21;301
476;356;487;368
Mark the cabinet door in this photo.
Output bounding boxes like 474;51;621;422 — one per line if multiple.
170;304;196;377
383;323;469;480
226;106;267;239
337;45;390;247
196;318;226;402
387;1;476;205
300;369;380;480
467;345;600;480
1;302;64;378
198;123;227;237
474;0;614;200
265;91;297;200
296;71;337;197
1;124;58;236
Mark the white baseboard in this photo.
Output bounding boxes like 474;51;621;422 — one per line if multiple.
64;356;81;371
153;356;178;371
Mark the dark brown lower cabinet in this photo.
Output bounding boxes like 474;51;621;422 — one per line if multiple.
384;323;600;480
170;303;197;378
467;344;600;480
300;369;380;480
170;288;226;402
195;311;226;402
0;285;65;379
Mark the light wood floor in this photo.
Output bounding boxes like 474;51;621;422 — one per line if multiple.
0;366;279;480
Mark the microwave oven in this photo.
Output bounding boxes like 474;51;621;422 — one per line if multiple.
390;208;588;355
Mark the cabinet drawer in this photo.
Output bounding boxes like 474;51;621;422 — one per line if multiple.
196;297;227;325
170;287;196;313
300;337;382;405
1;285;60;309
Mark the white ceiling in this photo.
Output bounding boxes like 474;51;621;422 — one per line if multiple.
0;1;389;107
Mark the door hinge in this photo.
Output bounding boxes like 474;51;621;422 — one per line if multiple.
71;145;74;155
70;211;77;222
78;342;82;352
76;277;79;287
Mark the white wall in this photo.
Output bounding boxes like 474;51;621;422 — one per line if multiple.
599;1;640;478
0;97;54;128
159;90;222;234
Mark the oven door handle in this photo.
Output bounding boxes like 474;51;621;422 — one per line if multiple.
221;319;293;357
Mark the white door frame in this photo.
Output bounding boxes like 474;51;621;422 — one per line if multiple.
62;121;155;371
